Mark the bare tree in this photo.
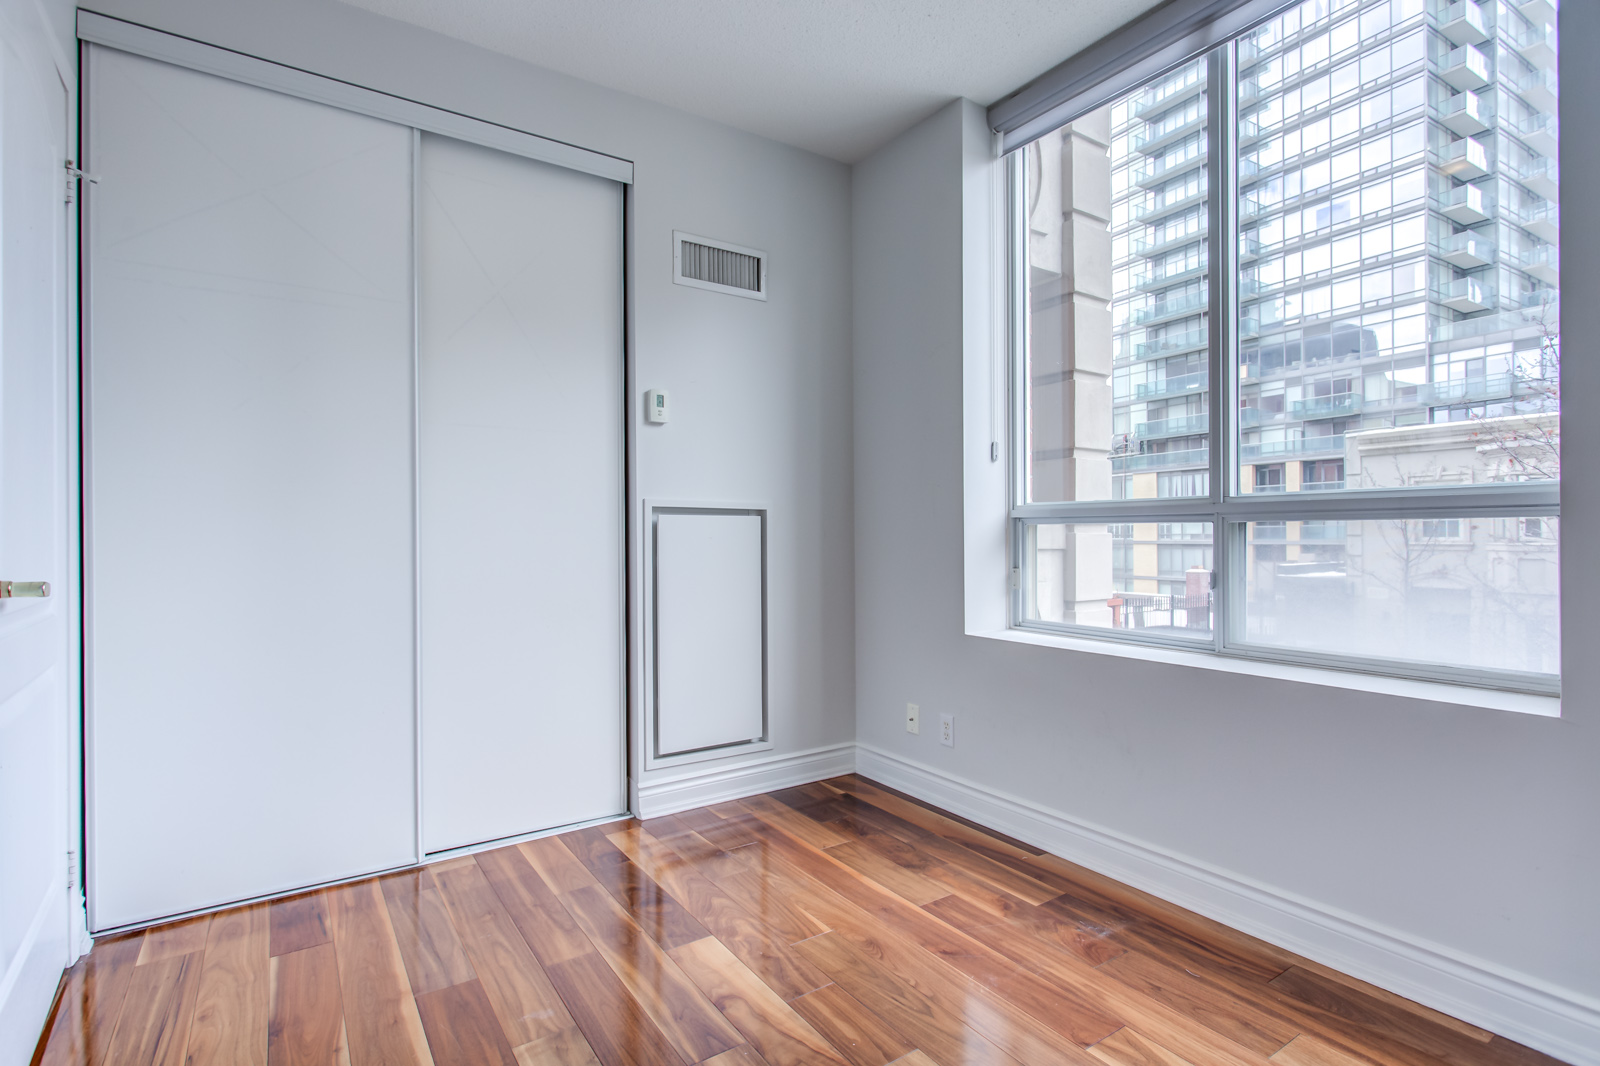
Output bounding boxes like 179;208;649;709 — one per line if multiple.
1467;299;1560;482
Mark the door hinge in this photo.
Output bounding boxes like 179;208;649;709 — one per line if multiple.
65;160;99;204
67;848;77;891
1009;567;1021;590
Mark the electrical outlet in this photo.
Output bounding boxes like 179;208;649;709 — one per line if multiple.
939;713;954;747
905;703;920;734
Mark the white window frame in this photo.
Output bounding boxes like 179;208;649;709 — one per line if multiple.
1005;42;1561;698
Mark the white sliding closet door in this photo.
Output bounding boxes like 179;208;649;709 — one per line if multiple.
86;49;417;929
419;135;625;853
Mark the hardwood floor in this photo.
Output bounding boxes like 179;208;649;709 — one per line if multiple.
33;776;1567;1066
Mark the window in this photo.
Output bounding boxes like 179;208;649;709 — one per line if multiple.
1010;0;1559;693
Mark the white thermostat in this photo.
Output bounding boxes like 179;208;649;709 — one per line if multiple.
645;388;670;424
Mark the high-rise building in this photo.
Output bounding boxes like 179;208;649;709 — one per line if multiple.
1081;0;1561;598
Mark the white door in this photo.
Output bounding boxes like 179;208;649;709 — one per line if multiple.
85;48;418;930
0;6;74;1061
418;134;625;853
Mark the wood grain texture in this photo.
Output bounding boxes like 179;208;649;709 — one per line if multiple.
556;882;742;1064
325;880;434;1066
789;982;914;1066
136;917;210;966
430;858;579;1047
667;937;848;1066
414;980;517;1066
103;951;203;1066
35;779;1559;1066
270;893;332;958
187;903;270;1066
268;944;344;1066
381;870;476;996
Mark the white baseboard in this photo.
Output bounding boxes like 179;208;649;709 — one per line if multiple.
635;742;857;818
0;880;69;1066
855;744;1600;1066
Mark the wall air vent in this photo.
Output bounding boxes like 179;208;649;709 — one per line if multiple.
673;230;767;301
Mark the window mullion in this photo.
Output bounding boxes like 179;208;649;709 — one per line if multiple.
1207;42;1237;654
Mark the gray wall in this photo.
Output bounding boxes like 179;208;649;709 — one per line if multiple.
81;0;859;782
853;59;1595;1056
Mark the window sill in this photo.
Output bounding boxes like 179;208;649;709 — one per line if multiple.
973;626;1561;717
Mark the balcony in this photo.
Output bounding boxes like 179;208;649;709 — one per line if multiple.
1421;371;1518;406
1441;277;1493;313
1512;19;1557;66
1133;371;1207;400
1133;186;1208;224
1301;480;1347;492
1505;155;1558;199
1440;1;1490;46
1131;228;1206;259
1290;394;1362;419
1439;45;1491;91
1133;290;1208;325
1132;71;1205;119
1134;413;1210;440
1131;148;1207;189
1133;259;1208;292
1516;0;1554;25
1508;66;1557;112
1512;200;1557;242
1438;91;1490;136
1134;330;1208;360
1132;110;1206;156
1439;231;1495;269
1519;244;1558;286
1239;436;1346;461
1111;447;1209;472
1503;111;1557;157
1439;183;1492;225
1438;137;1489;180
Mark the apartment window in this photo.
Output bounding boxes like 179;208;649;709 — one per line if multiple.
1009;0;1559;692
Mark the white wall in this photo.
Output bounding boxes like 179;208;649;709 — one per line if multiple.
853;58;1598;1066
80;0;858;802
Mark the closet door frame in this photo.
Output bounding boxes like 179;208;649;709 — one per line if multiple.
78;14;636;932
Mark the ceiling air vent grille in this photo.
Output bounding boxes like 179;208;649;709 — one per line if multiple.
673;231;767;301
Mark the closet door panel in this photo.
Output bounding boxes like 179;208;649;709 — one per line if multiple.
87;48;417;929
419;135;625;853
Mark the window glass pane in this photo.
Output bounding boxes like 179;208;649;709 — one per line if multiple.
1023;521;1214;640
1023;58;1210;504
1235;0;1559;495
1239;516;1559;675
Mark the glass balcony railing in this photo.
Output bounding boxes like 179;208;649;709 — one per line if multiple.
1439;45;1491;91
1133;371;1208;400
1440;277;1493;313
1518;244;1558;285
1290;394;1362;419
1131;229;1207;258
1134;413;1210;439
1132;259;1209;291
1504;154;1558;199
1438;137;1489;180
1131;68;1205;118
1439;183;1492;224
1133;186;1208;222
1134;330;1208;359
1111;447;1209;472
1421;371;1519;406
1133;290;1208;324
1507;65;1557;111
1440;1;1490;47
1439;231;1495;269
1239;436;1346;461
1132;110;1206;155
1130;147;1208;189
1438;91;1490;136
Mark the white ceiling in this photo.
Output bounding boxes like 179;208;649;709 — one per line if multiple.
335;0;1163;162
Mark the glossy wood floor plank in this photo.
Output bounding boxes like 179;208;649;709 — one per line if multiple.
413;979;517;1066
324;880;434;1066
102;950;203;1066
789;982;916;1066
270;893;332;958
186;903;270;1066
267;943;345;1066
430;858;581;1048
35;779;1567;1066
380;870;476;997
